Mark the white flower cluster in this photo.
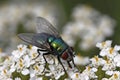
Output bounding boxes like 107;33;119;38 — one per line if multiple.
66;40;120;80
95;40;120;80
0;44;78;80
1;40;120;80
62;5;116;50
0;1;59;53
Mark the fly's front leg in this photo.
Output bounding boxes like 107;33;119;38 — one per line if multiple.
42;52;51;72
57;56;67;74
32;49;47;60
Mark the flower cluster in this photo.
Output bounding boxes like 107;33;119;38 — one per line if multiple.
0;44;79;80
86;40;120;80
1;40;120;80
62;5;116;50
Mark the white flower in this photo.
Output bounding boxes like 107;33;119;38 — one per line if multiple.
29;64;44;78
109;71;120;80
90;56;105;67
62;4;115;50
81;66;98;79
12;44;27;59
96;40;112;49
71;72;81;80
15;77;21;80
79;73;89;80
28;45;45;65
102;58;116;71
30;76;42;80
46;64;65;80
114;54;120;67
23;55;33;67
98;16;115;37
100;45;120;58
72;5;96;20
0;66;12;80
74;55;90;65
35;77;42;80
106;70;113;76
29;45;39;59
21;69;30;75
46;55;55;65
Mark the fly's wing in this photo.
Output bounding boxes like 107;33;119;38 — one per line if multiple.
36;17;60;38
18;33;35;44
18;33;49;49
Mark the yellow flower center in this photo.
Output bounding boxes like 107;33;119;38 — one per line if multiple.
109;47;114;54
19;59;23;68
94;56;99;62
19;47;22;51
114;73;118;79
75;73;79;78
29;45;32;49
19;59;23;63
102;42;106;47
19;63;23;68
32;53;37;58
34;65;39;71
3;69;7;74
105;58;110;64
5;56;10;60
87;66;91;71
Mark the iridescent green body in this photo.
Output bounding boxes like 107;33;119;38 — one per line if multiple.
48;37;68;55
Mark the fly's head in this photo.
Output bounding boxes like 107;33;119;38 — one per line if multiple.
61;47;75;61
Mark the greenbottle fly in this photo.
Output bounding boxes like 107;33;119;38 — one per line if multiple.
18;17;77;73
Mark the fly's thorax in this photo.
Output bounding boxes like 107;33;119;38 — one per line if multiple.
48;37;68;55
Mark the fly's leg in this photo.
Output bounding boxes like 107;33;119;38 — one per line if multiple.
41;52;51;73
71;58;76;67
36;49;51;72
32;49;47;60
71;57;80;72
57;56;67;74
67;61;72;68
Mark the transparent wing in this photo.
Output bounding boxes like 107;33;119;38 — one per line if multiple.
36;17;60;37
18;33;35;44
18;33;50;49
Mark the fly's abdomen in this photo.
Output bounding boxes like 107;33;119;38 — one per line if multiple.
49;37;68;55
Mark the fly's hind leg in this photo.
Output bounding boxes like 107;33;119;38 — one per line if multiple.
67;61;72;68
71;58;76;68
71;57;80;72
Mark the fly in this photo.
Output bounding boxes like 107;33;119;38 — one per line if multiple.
18;17;77;74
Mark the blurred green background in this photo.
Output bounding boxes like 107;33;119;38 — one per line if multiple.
60;0;120;44
0;0;120;57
